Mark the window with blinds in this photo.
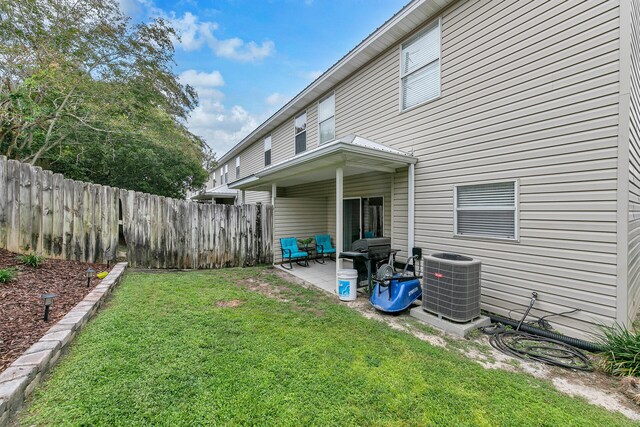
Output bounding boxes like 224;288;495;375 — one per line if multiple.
235;156;240;178
224;164;228;184
264;135;272;166
294;111;307;154
318;93;335;144
454;181;518;239
401;20;440;110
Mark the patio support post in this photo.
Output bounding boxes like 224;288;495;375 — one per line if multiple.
408;163;415;255
242;190;246;205
271;183;276;206
336;166;344;273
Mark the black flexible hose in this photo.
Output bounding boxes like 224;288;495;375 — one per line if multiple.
488;330;592;371
488;314;603;353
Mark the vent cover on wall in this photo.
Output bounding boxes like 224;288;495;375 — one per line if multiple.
423;253;481;322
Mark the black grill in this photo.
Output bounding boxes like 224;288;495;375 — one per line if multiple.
340;237;397;292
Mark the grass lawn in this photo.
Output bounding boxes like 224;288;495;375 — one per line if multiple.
19;268;635;426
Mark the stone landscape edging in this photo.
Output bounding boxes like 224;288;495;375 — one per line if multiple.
0;262;128;426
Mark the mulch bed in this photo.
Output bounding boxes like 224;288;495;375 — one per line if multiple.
0;248;109;373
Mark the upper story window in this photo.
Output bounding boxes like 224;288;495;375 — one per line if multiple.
454;181;518;240
318;93;335;144
264;135;272;166
219;168;224;185
224;164;228;184
401;19;441;110
235;157;240;178
294;111;307;154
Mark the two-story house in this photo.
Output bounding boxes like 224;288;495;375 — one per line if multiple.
211;0;639;340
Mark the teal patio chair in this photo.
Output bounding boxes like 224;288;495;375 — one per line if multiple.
280;237;309;270
314;234;336;264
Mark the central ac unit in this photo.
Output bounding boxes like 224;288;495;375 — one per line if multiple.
422;253;481;322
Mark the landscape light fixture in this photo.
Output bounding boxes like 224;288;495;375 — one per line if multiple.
86;268;95;288
41;293;56;322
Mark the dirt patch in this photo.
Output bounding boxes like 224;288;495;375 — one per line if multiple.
215;299;244;308
238;273;324;317
0;248;107;373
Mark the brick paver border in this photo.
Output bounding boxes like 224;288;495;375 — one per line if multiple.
0;262;128;426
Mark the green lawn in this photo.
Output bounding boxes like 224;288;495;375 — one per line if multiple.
20;268;635;426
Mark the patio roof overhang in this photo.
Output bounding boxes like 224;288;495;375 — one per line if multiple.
228;135;417;191
190;184;239;201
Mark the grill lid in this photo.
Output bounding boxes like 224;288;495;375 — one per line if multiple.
352;237;391;252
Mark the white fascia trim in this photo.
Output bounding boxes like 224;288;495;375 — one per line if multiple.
228;175;259;189
254;142;417;178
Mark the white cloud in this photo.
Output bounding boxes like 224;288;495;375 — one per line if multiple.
179;69;225;87
265;92;288;107
119;1;275;62
168;12;274;62
117;1;268;152
188;103;259;154
176;69;259;154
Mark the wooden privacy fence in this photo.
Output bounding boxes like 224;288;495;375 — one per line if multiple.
0;156;273;268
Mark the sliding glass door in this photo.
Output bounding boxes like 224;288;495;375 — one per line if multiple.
343;196;384;251
362;197;384;238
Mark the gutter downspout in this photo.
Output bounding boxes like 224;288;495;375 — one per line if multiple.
408;163;415;255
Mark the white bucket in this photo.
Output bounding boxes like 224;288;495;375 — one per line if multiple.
336;269;358;301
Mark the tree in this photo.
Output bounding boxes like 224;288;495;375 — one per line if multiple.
0;0;213;198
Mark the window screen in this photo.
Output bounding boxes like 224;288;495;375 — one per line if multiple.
455;181;517;239
401;20;440;110
318;93;335;144
294;112;307;154
264;136;272;166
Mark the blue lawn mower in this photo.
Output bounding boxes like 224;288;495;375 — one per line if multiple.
370;255;422;313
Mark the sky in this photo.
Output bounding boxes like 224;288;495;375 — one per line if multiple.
118;0;408;157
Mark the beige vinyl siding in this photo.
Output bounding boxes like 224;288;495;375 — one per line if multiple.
226;0;622;338
271;117;294;165
239;139;265;180
274;197;328;264
244;191;271;205
628;0;640;321
329;0;621;339
392;170;408;260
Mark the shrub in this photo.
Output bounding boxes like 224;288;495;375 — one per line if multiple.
596;323;640;377
18;253;45;268
0;268;16;283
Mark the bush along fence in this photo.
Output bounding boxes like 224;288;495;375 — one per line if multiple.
0;156;273;268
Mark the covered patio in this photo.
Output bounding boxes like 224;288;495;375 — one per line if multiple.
230;134;418;294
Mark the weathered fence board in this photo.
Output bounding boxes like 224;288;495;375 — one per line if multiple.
6;161;20;253
0;156;273;268
0;156;7;249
